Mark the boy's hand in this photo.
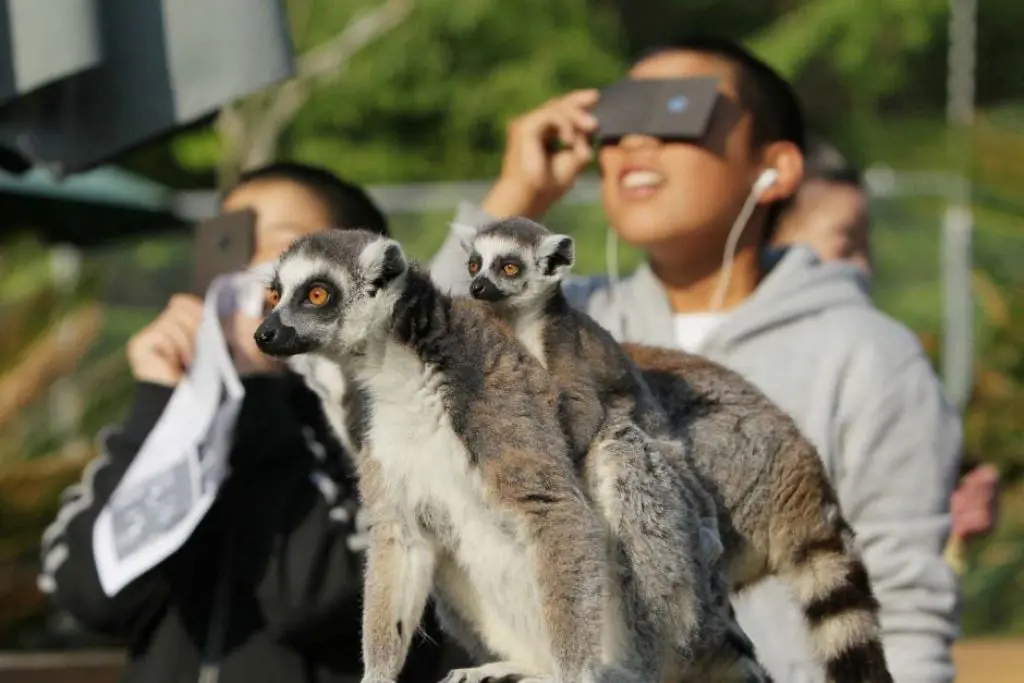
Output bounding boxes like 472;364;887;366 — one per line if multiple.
483;89;600;220
951;464;1000;542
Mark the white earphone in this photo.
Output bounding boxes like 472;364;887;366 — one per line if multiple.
752;167;780;197
707;167;780;312
604;165;783;325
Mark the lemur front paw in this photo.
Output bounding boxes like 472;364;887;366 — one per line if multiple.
440;662;550;683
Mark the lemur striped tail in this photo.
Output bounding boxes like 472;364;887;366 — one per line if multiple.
772;496;894;683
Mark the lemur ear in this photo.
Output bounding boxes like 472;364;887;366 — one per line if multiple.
451;222;479;253
537;234;575;279
359;237;407;293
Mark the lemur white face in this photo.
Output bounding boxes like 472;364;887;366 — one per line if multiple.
254;230;408;359
459;218;575;313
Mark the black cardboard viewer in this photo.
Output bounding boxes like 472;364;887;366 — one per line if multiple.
591;76;722;142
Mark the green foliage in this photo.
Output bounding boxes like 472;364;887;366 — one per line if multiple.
0;236;140;645
962;276;1024;479
0;238;133;463
961;485;1024;636
750;0;950;160
171;0;626;184
295;0;624;182
915;263;1024;636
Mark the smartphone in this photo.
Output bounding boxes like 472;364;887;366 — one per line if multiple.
590;76;722;142
191;209;257;296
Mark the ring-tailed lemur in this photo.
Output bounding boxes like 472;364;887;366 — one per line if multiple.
254;229;658;683
458;217;894;683
459;222;773;683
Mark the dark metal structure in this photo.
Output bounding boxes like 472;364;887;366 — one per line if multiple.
0;165;187;246
0;0;295;177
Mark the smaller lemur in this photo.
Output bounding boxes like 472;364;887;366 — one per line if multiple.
458;220;772;683
254;229;646;683
458;217;895;683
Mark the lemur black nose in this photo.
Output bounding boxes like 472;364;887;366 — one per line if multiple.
469;277;504;301
254;314;299;355
254;323;278;346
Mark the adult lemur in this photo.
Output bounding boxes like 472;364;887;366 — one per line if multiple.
253;230;751;683
456;217;894;683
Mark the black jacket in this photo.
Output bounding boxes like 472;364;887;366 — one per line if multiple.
39;376;470;683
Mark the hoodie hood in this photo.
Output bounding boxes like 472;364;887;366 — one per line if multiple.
587;244;874;356
701;245;874;354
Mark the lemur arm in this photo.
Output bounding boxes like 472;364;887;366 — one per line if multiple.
358;459;439;683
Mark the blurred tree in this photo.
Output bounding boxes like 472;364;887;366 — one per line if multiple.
606;0;777;59
747;0;949;162
214;0;416;187
959;271;1024;481
0;235;136;647
170;0;626;188
919;269;1024;636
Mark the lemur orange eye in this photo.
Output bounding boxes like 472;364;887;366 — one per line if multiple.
307;285;329;306
266;288;281;307
468;261;480;275
502;263;520;276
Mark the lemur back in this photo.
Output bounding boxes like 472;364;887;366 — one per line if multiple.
539;294;657;460
460;217;895;683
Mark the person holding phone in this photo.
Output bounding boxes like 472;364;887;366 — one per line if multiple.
40;162;468;683
431;37;962;683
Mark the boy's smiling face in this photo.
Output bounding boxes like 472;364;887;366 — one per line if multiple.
597;49;803;265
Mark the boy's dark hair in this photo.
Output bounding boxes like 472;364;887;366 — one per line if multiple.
635;37;805;238
229;161;389;236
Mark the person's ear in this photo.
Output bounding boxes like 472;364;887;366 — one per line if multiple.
756;141;803;206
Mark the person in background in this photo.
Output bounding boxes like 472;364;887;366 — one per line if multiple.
949;464;1000;546
432;37;962;683
773;142;1001;563
772;138;873;275
39;162;467;683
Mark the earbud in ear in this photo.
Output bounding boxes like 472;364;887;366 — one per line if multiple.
753;168;779;197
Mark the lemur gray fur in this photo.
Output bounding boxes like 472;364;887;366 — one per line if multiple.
255;229;663;683
456;216;895;683
458;222;773;683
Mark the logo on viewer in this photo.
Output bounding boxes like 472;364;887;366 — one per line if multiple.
667;94;688;113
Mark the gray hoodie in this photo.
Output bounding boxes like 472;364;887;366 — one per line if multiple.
431;202;962;683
